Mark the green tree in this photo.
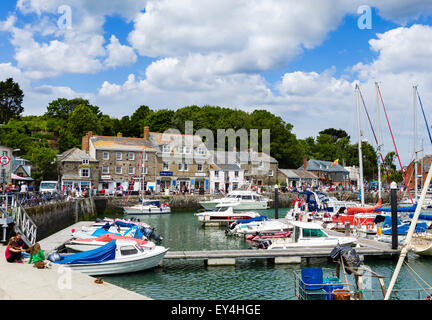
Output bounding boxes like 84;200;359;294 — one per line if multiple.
0;78;24;124
45;98;100;119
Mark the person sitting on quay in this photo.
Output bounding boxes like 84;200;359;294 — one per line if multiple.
4;237;25;263
28;243;51;268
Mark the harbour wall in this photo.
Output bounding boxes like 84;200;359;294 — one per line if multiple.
93;191;390;216
25;197;96;241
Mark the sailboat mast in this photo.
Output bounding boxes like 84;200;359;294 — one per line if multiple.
414;85;418;202
376;82;382;199
356;84;365;206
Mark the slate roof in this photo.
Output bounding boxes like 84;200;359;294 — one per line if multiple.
279;169;318;179
298;159;348;173
57;148;97;162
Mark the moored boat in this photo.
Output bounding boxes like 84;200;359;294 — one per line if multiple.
195;204;260;223
199;190;270;211
123;200;171;215
50;239;168;276
226;216;291;236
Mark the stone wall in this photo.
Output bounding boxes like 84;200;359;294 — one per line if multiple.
25;198;96;241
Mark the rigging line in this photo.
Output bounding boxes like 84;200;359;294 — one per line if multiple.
358;86;391;185
377;85;414;204
417;90;432;145
403;261;432;295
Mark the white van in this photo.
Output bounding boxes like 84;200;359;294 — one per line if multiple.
39;181;59;194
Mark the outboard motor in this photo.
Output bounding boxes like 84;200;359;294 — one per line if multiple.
141;227;163;243
257;239;272;249
47;252;61;262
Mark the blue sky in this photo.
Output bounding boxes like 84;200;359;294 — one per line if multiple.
1;1;432;164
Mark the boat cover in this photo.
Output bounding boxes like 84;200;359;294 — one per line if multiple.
374;204;417;213
236;216;268;224
114;220;136;228
409;212;432;221
91;228;121;238
346;198;382;215
122;225;144;239
381;222;428;235
54;240;117;264
76;233;150;246
372;215;401;227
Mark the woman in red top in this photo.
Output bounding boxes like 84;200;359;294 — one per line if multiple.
4;237;25;263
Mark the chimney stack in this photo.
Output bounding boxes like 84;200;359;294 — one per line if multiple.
81;131;93;152
144;126;150;140
303;157;308;170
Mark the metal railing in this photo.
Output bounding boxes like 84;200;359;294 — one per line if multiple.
0;194;37;246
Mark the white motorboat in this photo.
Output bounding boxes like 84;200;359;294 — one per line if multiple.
51;240;168;276
123;200;171;215
227;216;291;236
195;203;261;223
199;190;270;211
65;233;156;252
264;221;358;250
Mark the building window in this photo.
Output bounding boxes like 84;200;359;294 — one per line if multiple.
234;171;239;178
128;152;134;160
102;152;109;160
183;163;188;171
259;161;264;167
116;152;122;160
115;166;122;174
178;163;182;171
177;146;184;153
162;145;171;153
142;166;147;174
197;163;203;171
143;152;147;161
196;147;205;155
215;170;219;177
163;161;169;171
102;166;109;174
269;170;273;176
185;146;191;154
82;159;89;164
80;168;90;177
128;166;135;175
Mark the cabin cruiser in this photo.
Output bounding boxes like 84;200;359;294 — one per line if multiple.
195;203;261;223
49;240;168;276
123;200;171;215
226;216;291;236
262;221;358;250
199;190;270;211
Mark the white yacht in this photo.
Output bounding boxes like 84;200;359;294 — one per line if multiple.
227;216;291;236
265;221;358;249
195;203;261;223
199;190;270;211
123;200;171;215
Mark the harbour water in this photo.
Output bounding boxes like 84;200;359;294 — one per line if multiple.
98;208;432;300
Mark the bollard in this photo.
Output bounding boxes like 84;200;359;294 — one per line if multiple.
390;182;398;250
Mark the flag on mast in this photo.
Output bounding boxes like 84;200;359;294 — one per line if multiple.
331;159;339;167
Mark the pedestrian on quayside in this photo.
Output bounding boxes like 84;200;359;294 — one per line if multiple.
28;243;51;268
4;237;25;263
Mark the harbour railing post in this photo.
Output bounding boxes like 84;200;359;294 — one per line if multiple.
390;181;398;250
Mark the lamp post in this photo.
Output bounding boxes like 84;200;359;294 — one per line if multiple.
274;184;279;219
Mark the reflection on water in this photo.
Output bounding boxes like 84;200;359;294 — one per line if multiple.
99;208;432;300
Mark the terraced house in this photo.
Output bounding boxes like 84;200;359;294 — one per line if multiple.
78;126;212;194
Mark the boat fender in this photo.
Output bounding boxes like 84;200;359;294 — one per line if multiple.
47;252;61;262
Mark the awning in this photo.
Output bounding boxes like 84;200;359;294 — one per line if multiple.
11;173;34;181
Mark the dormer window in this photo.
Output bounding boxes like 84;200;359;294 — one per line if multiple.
82;159;89;165
162;145;171;153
